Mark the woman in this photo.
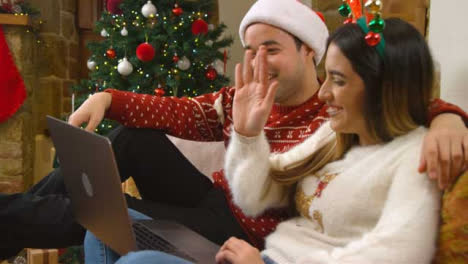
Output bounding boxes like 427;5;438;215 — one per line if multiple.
87;18;441;264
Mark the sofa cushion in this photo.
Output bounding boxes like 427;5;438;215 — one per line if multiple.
433;171;468;263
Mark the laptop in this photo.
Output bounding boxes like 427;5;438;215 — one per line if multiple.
46;116;219;263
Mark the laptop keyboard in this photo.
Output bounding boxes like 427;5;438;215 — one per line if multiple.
133;221;197;262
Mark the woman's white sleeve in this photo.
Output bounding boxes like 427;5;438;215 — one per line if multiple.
224;130;289;216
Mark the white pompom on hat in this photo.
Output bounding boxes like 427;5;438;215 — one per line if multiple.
239;0;329;65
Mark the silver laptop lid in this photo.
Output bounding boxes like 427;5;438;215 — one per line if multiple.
46;116;137;255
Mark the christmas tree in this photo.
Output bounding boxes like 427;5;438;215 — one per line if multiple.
73;0;233;134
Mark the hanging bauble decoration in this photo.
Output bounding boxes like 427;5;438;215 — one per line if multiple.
172;4;183;16
136;42;155;62
106;48;116;59
117;57;133;76
172;54;180;63
213;59;224;75
87;59;97;71
368;16;385;33
208;24;215;31
141;1;157;18
338;3;351;17
121;27;128;36
191;19;209;35
101;29;109;37
364;32;381;47
205;67;217;81
177;56;191;70
154;88;165;96
107;0;123;15
205;40;213;47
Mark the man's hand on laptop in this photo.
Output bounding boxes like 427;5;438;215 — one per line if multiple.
68;92;112;132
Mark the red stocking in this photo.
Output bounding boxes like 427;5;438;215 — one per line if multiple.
0;25;27;123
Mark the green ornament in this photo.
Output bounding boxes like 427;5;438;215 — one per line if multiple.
338;4;351;17
369;17;385;33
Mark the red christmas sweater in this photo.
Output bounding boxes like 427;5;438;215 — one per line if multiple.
105;87;467;248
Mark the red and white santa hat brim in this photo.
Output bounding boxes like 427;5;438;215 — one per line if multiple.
239;0;329;65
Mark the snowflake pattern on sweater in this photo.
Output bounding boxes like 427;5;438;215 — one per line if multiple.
104;87;466;248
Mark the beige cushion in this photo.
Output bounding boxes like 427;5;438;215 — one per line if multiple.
166;135;225;181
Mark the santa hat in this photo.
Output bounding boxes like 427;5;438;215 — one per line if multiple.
239;0;329;64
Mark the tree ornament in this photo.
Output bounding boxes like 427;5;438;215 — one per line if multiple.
205;67;217;81
208;24;215;31
177;56;191;70
338;3;351;17
154;88;165;96
100;29;109;37
136;42;155;62
213;59;224;75
172;54;180;63
205;40;213;47
107;0;123;15
365;32;381;46
87;59;97;71
117;57;133;76
368;16;385;33
365;0;383;15
141;1;157;18
191;19;209;35
172;4;183;16
106;48;116;59
121;27;128;36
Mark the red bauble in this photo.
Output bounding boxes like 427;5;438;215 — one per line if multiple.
365;32;381;47
191;19;209;35
205;67;217;81
154;88;165;96
172;5;183;16
136;43;155;62
107;0;123;15
172;55;179;63
106;48;116;59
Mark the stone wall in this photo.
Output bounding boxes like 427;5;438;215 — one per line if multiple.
0;0;79;192
0;26;37;193
30;0;79;134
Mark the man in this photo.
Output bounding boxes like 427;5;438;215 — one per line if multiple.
2;0;467;259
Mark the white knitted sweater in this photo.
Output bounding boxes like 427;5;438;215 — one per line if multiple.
225;122;440;264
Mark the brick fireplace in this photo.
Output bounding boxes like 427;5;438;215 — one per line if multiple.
0;0;79;193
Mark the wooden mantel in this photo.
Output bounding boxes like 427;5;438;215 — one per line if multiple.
0;13;31;26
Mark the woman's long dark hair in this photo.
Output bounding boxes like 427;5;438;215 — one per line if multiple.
327;18;434;142
271;18;434;187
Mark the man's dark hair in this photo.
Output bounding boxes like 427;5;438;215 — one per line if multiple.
292;35;303;50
